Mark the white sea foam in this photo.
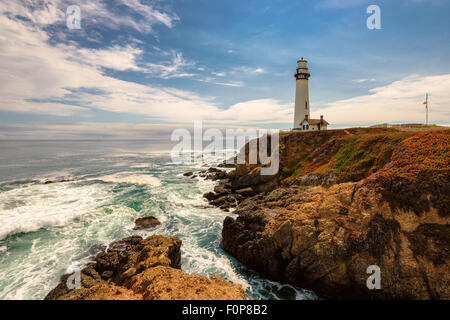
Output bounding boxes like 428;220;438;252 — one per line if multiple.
90;172;162;186
129;163;156;168
109;152;167;158
0;145;316;300
0;200;139;299
0;183;113;240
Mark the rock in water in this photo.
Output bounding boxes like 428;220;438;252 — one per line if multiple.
133;216;161;230
45;235;245;300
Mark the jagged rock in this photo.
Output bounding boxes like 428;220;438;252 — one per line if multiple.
133;216;161;230
218;162;235;168
214;184;229;196
183;172;194;177
202;167;228;180
46;235;245;300
291;172;336;186
235;187;255;196
43;178;74;184
211;195;235;207
221;129;450;300
87;244;107;256
227;170;236;180
223;182;450;299
203;192;216;201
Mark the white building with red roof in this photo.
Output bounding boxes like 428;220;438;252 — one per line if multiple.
293;58;329;131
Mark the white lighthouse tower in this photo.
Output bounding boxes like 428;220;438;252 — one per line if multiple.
293;58;310;129
293;58;329;131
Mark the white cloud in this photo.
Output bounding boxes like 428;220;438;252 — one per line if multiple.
144;51;196;79
0;122;264;140
215;99;292;124
0;2;209;121
76;45;144;71
352;78;376;83
321;74;450;126
0;2;284;126
3;1;448;133
212;72;227;77
1;0;179;33
195;78;245;87
214;81;244;87
231;66;265;75
119;0;179;29
195;66;264;88
70;0;179;33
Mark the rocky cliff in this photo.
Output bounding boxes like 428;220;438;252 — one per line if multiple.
221;128;449;299
46;235;245;300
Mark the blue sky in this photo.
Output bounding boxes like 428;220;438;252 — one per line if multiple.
0;0;449;138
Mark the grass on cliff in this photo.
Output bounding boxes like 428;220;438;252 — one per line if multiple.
277;128;449;216
330;133;411;181
279;129;414;183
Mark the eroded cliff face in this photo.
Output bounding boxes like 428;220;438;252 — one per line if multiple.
46;235;245;300
221;129;449;299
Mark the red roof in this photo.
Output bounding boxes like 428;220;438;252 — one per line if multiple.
303;118;330;125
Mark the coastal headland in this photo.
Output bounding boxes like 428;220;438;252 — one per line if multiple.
46;127;449;300
205;127;449;299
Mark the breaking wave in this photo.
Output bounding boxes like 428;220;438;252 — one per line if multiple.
0;182;113;240
89;173;162;186
0;141;315;300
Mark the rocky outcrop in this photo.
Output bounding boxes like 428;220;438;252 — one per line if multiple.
200;164;278;212
46;235;245;300
221;129;449;299
133;216;161;230
200;167;229;181
203;178;240;211
223;182;449;299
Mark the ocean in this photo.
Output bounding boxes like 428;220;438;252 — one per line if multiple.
0;140;316;300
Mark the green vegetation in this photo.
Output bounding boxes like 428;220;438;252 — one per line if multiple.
278;129;413;183
330;133;411;181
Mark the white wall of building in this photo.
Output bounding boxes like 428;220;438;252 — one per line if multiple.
293;59;310;128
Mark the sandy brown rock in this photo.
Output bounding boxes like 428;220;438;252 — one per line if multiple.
127;266;245;300
223;182;449;299
221;129;450;300
46;235;245;300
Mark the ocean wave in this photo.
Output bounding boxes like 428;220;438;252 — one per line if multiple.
0;183;113;240
89;173;162;186
129;163;157;169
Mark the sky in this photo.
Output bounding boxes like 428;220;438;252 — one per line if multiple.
0;0;449;139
